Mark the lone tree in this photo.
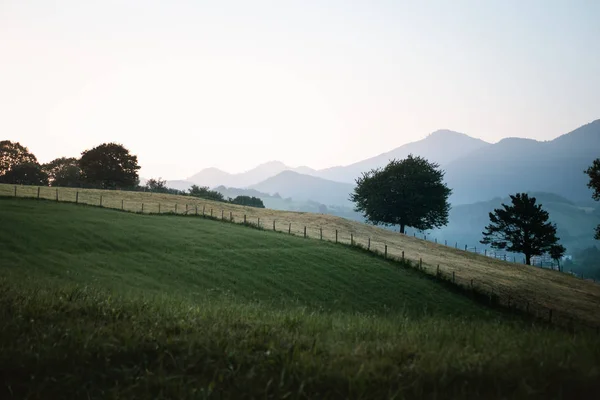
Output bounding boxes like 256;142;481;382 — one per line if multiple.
79;143;140;189
43;157;82;187
584;158;600;240
0;141;38;178
481;193;565;265
351;155;452;234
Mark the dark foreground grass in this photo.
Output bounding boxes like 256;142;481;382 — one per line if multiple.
2;282;600;400
1;198;600;399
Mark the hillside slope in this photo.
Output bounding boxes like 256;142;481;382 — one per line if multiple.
2;184;600;328
0;198;487;317
2;198;600;398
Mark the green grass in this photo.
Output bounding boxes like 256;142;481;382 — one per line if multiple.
1;198;600;399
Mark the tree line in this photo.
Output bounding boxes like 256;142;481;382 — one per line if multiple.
2;140;597;264
0;141;264;208
351;154;600;267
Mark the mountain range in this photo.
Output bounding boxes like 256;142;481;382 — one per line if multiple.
158;119;599;207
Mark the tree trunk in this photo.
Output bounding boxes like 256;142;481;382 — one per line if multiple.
525;253;531;266
400;224;406;234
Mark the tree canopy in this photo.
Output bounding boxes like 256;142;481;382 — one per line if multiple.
42;157;82;187
350;155;452;234
79;143;140;189
0;162;49;186
585;158;600;240
230;195;265;208
0;141;38;178
481;193;565;265
188;185;225;201
145;178;169;193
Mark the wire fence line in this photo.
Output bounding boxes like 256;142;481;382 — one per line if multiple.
2;184;599;335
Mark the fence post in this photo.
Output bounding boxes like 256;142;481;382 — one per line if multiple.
445;240;447;246
221;210;224;220
419;258;422;269
288;223;291;234
195;205;198;215
37;187;40;199
435;238;437;244
142;203;144;213
56;188;59;202
320;227;323;240
14;185;17;197
504;254;506;261
230;211;233;221
513;256;516;263
335;230;338;243
402;251;404;260
304;226;307;238
76;191;79;204
484;249;487;256
455;242;457;249
122;199;124;210
175;204;178;213
244;214;247;224
413;233;416;237
436;265;440;276
384;244;387;259
186;204;189;214
464;244;467;251
100;195;103;207
257;217;260;228
273;220;276;231
368;237;370;250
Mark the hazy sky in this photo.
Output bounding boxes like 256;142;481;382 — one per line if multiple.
1;0;599;179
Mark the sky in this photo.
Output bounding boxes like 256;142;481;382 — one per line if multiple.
1;0;599;179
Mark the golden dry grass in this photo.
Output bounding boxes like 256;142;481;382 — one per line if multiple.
3;183;600;329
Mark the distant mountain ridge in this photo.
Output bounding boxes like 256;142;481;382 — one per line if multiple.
160;119;599;207
249;171;355;207
187;161;317;188
315;130;491;183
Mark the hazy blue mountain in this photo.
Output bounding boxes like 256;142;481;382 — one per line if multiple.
315;130;491;183
249;170;355;206
444;120;600;205
188;161;318;188
426;192;600;255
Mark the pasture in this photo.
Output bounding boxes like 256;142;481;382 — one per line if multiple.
2;183;600;329
0;198;600;398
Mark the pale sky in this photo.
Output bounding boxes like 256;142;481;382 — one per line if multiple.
1;0;599;179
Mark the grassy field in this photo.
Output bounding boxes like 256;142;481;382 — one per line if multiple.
2;183;599;329
1;198;600;399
